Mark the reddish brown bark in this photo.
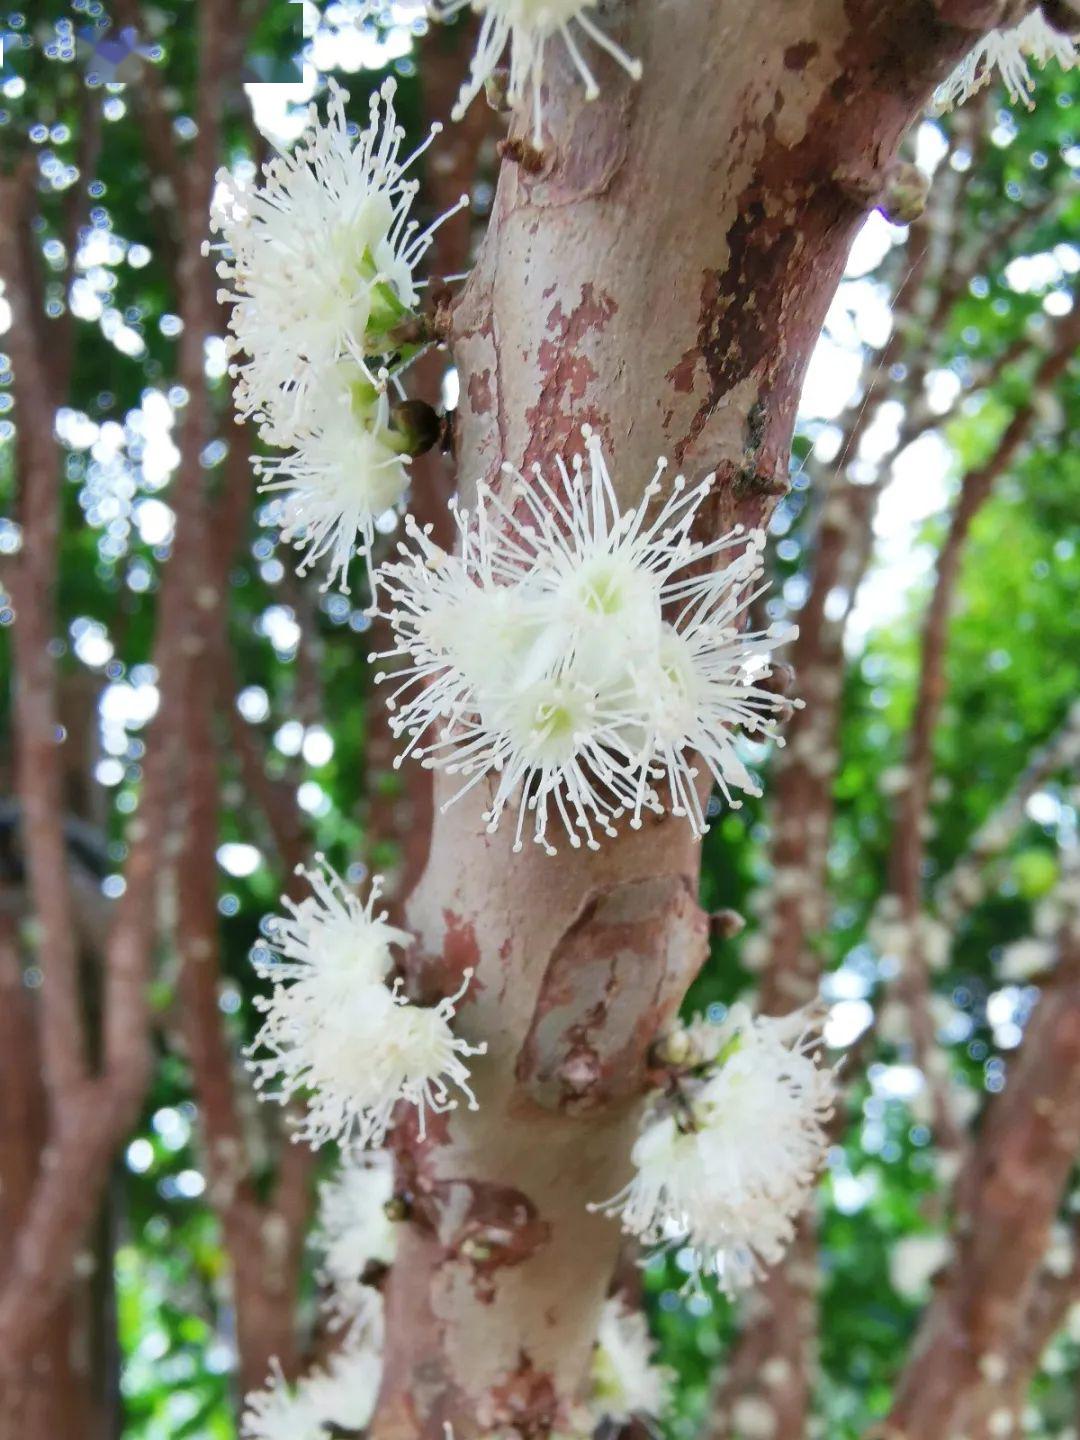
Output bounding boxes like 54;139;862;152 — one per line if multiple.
0;0;233;1387
370;6;991;1436
0;913;105;1439
176;641;313;1395
0;162;121;1439
168;401;319;1397
2;159;88;1107
883;939;1080;1439
964;1225;1080;1440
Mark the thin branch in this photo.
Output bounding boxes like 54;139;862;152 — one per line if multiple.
0;160;88;1101
175;628;308;1390
0;0;234;1369
886;298;1080;1158
882;933;1080;1439
935;701;1080;928
109;0;187;213
53;84;104;395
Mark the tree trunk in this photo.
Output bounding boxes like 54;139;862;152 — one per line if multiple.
883;946;1080;1439
365;1;999;1434
0;919;106;1440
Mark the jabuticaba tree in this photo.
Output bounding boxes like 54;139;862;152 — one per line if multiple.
369;4;1038;1436
2;4;1080;1440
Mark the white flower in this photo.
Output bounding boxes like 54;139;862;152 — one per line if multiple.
256;387;410;594
242;1362;324;1440
247;860;486;1148
731;1398;780;1439
592;1005;834;1294
889;1233;951;1301
209;78;459;440
243;1340;382;1440
434;0;642;145
1044;1220;1074;1279
936;12;1078;110
921;916;952;972
316;1151;398;1329
259;855;411;990
589;1297;672;1425
998;936;1054;982
302;1338;382;1434
374;430;794;854
656;1011;730;1068
628;590;791;834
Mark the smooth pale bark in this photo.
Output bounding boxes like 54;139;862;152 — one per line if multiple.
372;3;1003;1435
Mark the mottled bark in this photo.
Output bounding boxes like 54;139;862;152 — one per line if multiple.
371;5;988;1435
883;939;1080;1439
965;1235;1080;1440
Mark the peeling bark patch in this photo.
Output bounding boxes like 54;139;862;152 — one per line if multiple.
441;910;482;990
522;283;617;470
668;4;977;477
667;351;699;396
431;1180;552;1303
683;202;801;456
467;369;493;417
477;1352;559;1437
784;41;819;70
516;874;708;1110
392;1123;551;1302
389;1106;456;1226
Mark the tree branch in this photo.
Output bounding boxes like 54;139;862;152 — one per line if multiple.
882;935;1080;1438
885;298;1080;1158
0;160;88;1102
0;0;234;1370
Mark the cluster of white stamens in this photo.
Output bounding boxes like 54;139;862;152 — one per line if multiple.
593;1004;835;1294
936;11;1078;110
208;79;463;591
246;857;486;1149
316;1150;398;1333
255;386;410;595
434;0;642;145
374;430;796;854
590;1296;672;1425
242;1344;382;1440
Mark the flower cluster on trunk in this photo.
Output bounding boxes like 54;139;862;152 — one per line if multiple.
218;21;1079;1435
